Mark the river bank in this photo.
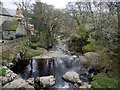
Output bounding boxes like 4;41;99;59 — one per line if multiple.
1;39;119;89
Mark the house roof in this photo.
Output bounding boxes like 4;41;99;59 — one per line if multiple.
5;8;16;16
0;7;16;17
1;7;9;15
1;21;18;31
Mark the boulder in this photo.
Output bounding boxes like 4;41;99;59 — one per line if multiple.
79;85;87;88
2;78;34;89
82;52;101;69
1;66;19;85
7;63;14;68
35;75;55;87
81;82;91;88
72;55;77;59
26;78;34;86
63;71;82;84
84;52;100;62
79;56;87;62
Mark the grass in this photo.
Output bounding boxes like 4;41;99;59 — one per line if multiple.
2;50;13;63
26;49;42;59
91;73;120;88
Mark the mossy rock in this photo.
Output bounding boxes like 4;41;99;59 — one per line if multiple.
82;43;95;52
0;66;6;76
91;73;120;88
26;49;41;59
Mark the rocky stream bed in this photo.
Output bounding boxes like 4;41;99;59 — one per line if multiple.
1;40;102;89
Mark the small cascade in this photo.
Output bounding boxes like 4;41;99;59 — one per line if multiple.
11;40;92;88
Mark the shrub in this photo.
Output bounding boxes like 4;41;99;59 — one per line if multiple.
30;36;38;43
82;36;95;52
68;24;91;53
26;49;41;59
78;24;90;37
91;73;120;88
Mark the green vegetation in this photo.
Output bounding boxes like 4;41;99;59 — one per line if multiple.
18;44;26;54
82;43;95;52
68;24;91;53
17;38;47;59
91;73;120;88
0;66;6;76
78;24;90;37
26;49;41;59
2;50;13;63
82;36;95;52
30;2;61;49
2;0;119;89
9;24;18;30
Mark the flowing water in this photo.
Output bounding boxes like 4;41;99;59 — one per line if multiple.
11;40;91;89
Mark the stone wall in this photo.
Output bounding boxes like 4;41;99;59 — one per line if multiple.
3;30;16;40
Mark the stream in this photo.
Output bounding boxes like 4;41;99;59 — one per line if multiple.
11;40;93;89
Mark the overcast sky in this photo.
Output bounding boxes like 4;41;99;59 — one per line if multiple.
1;0;78;9
1;0;119;9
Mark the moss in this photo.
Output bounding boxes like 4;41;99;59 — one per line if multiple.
82;43;95;52
0;66;6;76
91;73;120;88
9;24;18;30
26;49;41;59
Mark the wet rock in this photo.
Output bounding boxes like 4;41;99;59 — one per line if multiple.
35;75;55;87
87;84;91;88
79;85;87;88
79;56;87;62
26;78;34;86
63;71;82;84
7;63;14;68
2;78;34;89
80;71;94;82
81;82;91;88
72;56;87;67
72;55;78;59
80;73;89;82
1;66;19;85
